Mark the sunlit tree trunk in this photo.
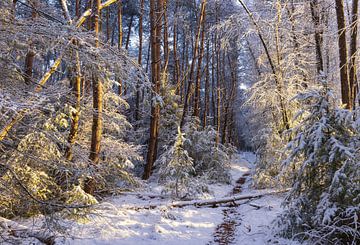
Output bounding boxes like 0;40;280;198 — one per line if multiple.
143;0;163;180
117;0;123;94
65;40;81;161
89;0;103;164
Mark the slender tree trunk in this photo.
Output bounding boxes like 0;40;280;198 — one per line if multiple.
163;0;170;69
222;55;236;144
349;0;358;107
59;0;72;24
211;40;216;127
65;40;81;161
117;0;123;95
86;0;93;30
89;0;103;164
238;0;289;129
135;0;144;122
173;1;181;94
106;8;110;41
24;49;36;84
335;0;351;109
193;9;206;118
310;0;324;73
202;39;210;127
143;0;163;180
76;0;81;18
125;15;133;50
29;0;39;19
180;0;207;127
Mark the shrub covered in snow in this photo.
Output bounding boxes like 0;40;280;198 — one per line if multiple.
277;80;360;244
155;119;233;199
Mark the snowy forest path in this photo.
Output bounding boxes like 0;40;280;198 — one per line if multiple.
52;152;293;245
209;152;254;245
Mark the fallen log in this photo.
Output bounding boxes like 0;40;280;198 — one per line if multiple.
128;189;289;210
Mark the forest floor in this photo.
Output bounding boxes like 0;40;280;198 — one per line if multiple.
56;152;299;245
7;153;300;245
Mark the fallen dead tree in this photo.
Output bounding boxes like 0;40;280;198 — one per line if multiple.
127;189;289;210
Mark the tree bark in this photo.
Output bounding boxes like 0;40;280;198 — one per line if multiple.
202;39;210;127
180;0;207;127
335;0;351;109
310;0;324;73
89;0;103;164
349;0;358;107
124;15;133;50
135;0;144;122
76;0;81;18
65;40;81;161
117;0;123;95
193;8;207;118
24;49;35;84
59;0;72;24
143;0;163;180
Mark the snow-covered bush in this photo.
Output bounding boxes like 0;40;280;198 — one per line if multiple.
183;119;233;184
155;118;233;198
157;127;195;198
277;80;360;244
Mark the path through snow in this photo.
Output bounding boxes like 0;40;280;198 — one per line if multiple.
55;152;297;245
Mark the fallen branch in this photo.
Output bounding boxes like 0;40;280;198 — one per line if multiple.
128;189;289;210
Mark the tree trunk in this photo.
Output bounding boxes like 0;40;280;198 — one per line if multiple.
106;7;110;41
117;0;123;95
173;1;181;95
143;0;163;180
75;0;81;18
335;0;351;109
163;0;170;69
89;0;103;164
135;0;144;122
193;8;207;118
59;0;72;24
65;40;81;161
180;0;207;127
125;15;133;50
24;49;35;84
349;0;358;107
202;39;210;127
310;0;324;73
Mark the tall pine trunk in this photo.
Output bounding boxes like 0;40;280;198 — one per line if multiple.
335;0;351;109
143;0;163;180
89;0;103;164
349;0;358;107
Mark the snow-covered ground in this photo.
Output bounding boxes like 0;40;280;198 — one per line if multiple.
62;153;252;245
6;152;299;245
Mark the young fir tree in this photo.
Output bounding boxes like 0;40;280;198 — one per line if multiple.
278;80;360;244
157;127;194;198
